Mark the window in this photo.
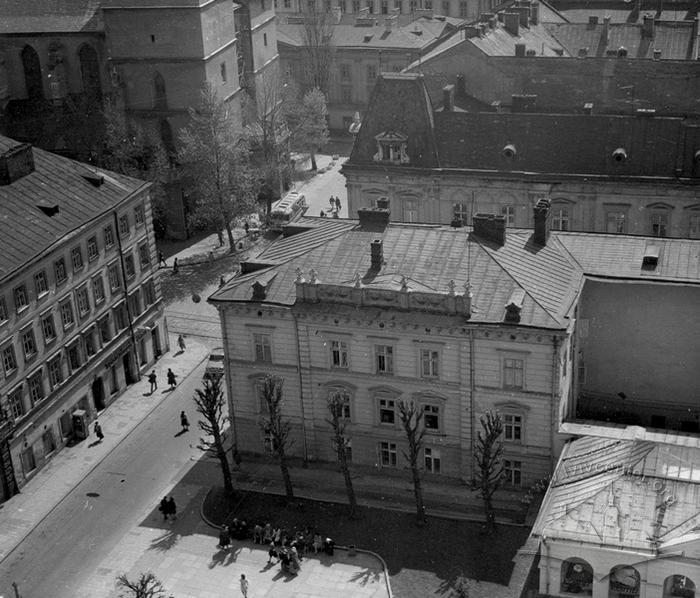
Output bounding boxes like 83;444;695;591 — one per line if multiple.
503;413;522;441
3;345;18;375
20;445;36;474
379;398;395;424
662;575;695;598
340;86;352;104
138;243;150;269
424;0;432;8
28;371;44;404
99;315;111;343
128;290;141;317
441;0;449;14
393;0;400;10
60;299;74;329
606;211;626;234
104;225;115;248
34;270;49;296
84;329;97;358
420;348;439;378
68;342;82;371
71;246;84;271
504;459;522;485
307;0;315;10
381;0;388;13
0;296;7;322
379;441;397;466
48;356;64;388
87;236;99;261
424;447;441;473
114;302;128;330
651;211;668;237
451;203;467;223
284;0;291;7
325;0;332;11
124;251;136;278
254;332;272;362
340;64;351;81
353;0;360;10
368;0;374;13
76;286;90;317
367;64;377;81
118;214;130;237
134;204;145;225
22;328;37;359
560;559;593;596
14;284;28;311
404;200;418;222
108;262;121;291
55;257;67;284
551;207;569;231
501;205;515;227
459;0;467;16
423;404;440;431
409;0;416;10
375;344;394;374
143;280;156;305
329;390;351;419
42;428;56;455
263;33;268;46
92;275;105;304
331;339;349;368
8;386;25;419
503;358;524;389
41;312;56;343
689;213;700;239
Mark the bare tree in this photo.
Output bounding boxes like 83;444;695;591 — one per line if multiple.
259;375;294;499
300;9;334;97
398;400;427;525
286;87;330;171
178;85;258;250
193;376;234;495
327;389;358;519
474;410;505;534
116;572;171;598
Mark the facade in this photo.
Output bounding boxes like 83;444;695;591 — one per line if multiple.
0;136;168;500
342;73;700;238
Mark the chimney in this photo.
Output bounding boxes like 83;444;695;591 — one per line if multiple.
251;280;268;301
370;239;383;270
0;143;35;185
358;206;390;231
517;5;530;28
333;5;342;23
385;14;396;31
533;198;551;246
653;48;662;60
503;12;520;36
530;1;539;24
491;99;503;113
456;73;466;96
578;47;589;58
504;288;525;323
602;16;610;46
642;14;655;39
511;93;537;112
442;84;455;111
515;43;526;57
583;102;594;114
472;213;506;246
588;15;598;27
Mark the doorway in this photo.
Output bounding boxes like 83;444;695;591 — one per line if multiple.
92;376;105;411
122;353;135;385
151;327;161;359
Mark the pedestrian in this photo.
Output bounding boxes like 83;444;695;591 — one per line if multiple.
244;220;250;235
159;496;169;521
267;542;277;564
167;368;177;389
172;257;179;275
219;275;225;288
253;523;263;544
177;334;186;352
263;522;273;544
335;196;342;212
158;250;167;267
332;210;339;219
148;370;157;393
329;196;335;210
319;210;326;218
217;229;224;247
208;250;214;266
94;420;104;442
180;411;189;432
218;525;231;550
240;574;249;598
313;531;322;554
166;496;177;521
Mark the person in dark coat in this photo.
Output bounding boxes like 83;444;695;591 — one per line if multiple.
158;250;167;267
94;421;104;442
159;496;168;521
218;525;231;550
167;368;177;389
180;411;189;432
148;370;157;393
166;496;177;521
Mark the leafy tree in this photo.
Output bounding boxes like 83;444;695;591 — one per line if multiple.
327;389;358;519
300;9;334;96
398;400;427;525
259;375;294;499
474;410;505;534
193;376;234;495
287;87;330;171
116;572;171;598
178;85;258;249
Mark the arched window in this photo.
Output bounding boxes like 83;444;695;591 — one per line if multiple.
560;558;593;596
608;565;640;598
21;45;43;100
78;44;101;99
153;72;167;110
663;575;695;598
551;203;571;231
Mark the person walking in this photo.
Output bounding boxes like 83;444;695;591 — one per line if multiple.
218;525;231;550
94;421;104;442
329;196;335;210
240;574;249;598
167;368;177;389
177;334;186;352
172;257;179;275
158;250;167;268
180;411;189;432
335;196;342;212
148;370;157;394
166;496;177;521
159;496;169;521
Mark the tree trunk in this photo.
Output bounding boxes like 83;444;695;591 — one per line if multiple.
310;152;317;171
410;463;425;526
484;495;496;534
338;447;358;519
225;220;236;253
280;455;294;499
217;443;234;495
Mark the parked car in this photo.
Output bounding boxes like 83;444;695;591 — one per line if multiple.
203;347;224;381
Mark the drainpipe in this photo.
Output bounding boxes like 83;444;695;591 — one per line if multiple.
550;335;559;472
542;535;550;595
113;211;141;382
468;328;476;483
291;310;309;466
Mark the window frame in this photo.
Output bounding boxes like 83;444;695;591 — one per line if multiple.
54;257;67;285
48;355;64;388
21;327;38;360
422;403;441;432
420;347;439;379
76;285;91;318
379;441;398;467
138;242;151;269
71;246;84;272
375;344;394;375
2;343;18;375
551;206;570;231
330;339;349;369
34;270;49;297
28;369;44;405
253;332;272;363
41;311;57;344
108;261;122;291
124;251;136;279
0;296;7;323
650;210;669;237
503;412;523;443
59;297;75;330
134;204;145;225
378;397;396;425
87;235;99;261
118;214;130;238
503;357;525;390
104;224;115;248
8;385;25;420
424;446;441;473
504;459;522;486
14;283;29;312
92;275;106;304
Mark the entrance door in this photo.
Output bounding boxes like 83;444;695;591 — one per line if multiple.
151;327;161;358
122;353;135;385
92;377;105;411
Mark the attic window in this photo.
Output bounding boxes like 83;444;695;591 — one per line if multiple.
504;288;525;323
363;34;373;42
37;204;60;217
373;130;409;165
82;172;104;187
642;244;660;270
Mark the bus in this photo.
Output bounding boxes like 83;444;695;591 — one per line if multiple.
268;192;307;231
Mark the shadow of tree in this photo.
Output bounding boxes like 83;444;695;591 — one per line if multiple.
149;529;180;552
350;568;381;586
207;546;241;568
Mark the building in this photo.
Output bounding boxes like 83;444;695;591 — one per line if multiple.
342;72;700;238
0;136;168;500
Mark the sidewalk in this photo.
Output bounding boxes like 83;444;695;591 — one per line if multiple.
0;333;209;563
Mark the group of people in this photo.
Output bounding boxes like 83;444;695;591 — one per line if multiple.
147;368;178;393
158;496;178;521
320;196;342;219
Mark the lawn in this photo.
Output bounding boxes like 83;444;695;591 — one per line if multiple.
203;487;530;598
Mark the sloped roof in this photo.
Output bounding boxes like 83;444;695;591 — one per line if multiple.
469;21;571;56
555;7;697;24
0;135;147;281
533;436;700;552
0;0;103;34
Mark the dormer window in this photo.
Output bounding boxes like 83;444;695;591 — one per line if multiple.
373;130;409;165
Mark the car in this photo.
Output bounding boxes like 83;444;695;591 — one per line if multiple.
203;347;224;381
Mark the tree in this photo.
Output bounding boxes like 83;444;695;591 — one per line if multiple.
287;87;330;171
259;375;294;499
474;410;505;534
178;85;258;249
398;400;427;525
300;9;334;97
327;389;359;519
116;572;170;598
193;376;234;495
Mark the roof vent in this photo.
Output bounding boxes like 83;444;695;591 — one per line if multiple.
642;244;660;269
0;143;35;185
370;239;383;270
653;49;661;60
358;207;390;232
612;147;627;162
252;280;268;301
588;15;599;26
472;213;506;246
82;172;105;187
37;204;60;217
617;46;628;58
502;144;517;159
583;102;594;114
504;288;526;323
363;34;373;42
578;47;589;58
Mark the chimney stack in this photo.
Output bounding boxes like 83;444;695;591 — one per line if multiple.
456;73;466;95
515;43;526;57
370;239;383;270
472;213;506;246
511;93;537;112
333;6;342;23
533;198;551;246
0;143;35;185
602;16;610;46
583;102;594;114
642;14;655;39
503;12;520;36
530;1;539;24
517;5;530;28
358;206;391;231
442;84;455;111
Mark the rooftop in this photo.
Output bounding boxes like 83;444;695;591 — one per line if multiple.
0;0;103;34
